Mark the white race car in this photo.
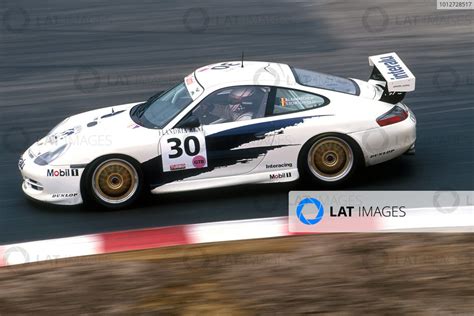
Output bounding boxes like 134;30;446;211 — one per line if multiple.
19;52;416;209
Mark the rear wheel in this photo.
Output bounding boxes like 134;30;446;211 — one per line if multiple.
83;156;143;209
299;134;361;186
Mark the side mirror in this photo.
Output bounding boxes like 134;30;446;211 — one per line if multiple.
177;115;201;129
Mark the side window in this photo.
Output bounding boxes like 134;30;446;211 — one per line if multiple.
192;86;270;125
271;88;328;115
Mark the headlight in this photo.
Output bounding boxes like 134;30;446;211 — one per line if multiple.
34;144;69;166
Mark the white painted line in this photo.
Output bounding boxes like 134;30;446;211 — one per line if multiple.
1;235;102;266
186;217;288;244
380;206;474;232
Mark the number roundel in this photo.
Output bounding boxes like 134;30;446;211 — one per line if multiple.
160;131;208;172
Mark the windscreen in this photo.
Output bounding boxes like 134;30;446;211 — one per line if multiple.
132;82;193;128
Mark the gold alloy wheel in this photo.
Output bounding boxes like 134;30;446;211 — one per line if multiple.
92;159;139;204
307;136;354;182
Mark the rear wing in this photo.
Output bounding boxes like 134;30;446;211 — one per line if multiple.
368;52;415;104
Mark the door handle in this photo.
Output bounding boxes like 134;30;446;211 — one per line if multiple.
254;132;266;139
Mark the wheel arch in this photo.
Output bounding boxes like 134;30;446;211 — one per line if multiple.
80;153;145;207
296;132;365;172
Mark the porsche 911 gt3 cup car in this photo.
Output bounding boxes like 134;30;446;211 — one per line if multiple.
19;52;416;209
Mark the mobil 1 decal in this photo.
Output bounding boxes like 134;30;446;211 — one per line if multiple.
160;128;208;172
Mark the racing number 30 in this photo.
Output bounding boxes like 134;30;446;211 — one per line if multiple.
167;136;200;159
160;131;208;172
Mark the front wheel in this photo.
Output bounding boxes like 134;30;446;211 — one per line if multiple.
83;156;143;209
299;134;361;186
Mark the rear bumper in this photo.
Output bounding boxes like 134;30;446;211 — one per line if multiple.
349;109;416;166
404;143;416;155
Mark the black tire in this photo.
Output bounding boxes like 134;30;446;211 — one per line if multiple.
298;133;363;187
81;155;144;210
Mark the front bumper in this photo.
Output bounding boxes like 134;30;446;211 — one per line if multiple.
19;152;84;205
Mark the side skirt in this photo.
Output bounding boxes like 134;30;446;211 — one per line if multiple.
151;169;299;194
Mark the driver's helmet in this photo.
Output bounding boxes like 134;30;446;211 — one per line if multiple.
228;87;257;114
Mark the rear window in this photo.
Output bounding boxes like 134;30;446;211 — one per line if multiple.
271;88;328;116
291;67;359;95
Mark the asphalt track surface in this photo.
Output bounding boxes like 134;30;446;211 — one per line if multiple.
0;0;473;244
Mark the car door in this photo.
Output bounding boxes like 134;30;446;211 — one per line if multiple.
175;85;277;179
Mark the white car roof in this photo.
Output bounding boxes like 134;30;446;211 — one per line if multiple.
193;61;297;90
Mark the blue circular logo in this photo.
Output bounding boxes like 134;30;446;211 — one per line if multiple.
296;198;324;225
